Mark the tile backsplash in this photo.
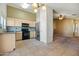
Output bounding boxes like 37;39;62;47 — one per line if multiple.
7;26;35;32
7;26;21;32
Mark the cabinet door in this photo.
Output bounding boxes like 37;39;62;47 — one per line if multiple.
15;19;21;26
1;34;15;52
21;20;30;26
22;19;29;24
15;32;22;41
7;18;15;26
30;22;35;27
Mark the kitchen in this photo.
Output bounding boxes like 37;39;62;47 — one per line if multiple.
0;3;36;53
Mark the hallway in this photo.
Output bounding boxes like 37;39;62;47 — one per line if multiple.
2;35;79;56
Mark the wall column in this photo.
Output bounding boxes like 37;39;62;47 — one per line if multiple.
36;5;53;43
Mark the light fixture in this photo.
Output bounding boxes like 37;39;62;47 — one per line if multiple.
58;15;64;20
34;9;37;13
21;3;30;9
32;3;46;13
32;3;38;8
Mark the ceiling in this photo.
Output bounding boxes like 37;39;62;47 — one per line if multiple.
47;3;79;19
7;3;34;13
7;3;79;19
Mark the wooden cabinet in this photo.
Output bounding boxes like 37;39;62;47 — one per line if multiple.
29;22;35;27
15;19;22;26
7;17;35;27
7;18;15;26
0;33;15;53
7;17;36;39
15;32;22;41
7;18;22;26
21;19;26;23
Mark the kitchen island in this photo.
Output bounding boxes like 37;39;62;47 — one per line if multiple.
0;32;15;54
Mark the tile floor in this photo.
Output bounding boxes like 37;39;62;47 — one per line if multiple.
1;35;79;56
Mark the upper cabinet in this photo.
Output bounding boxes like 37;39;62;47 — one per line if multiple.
7;17;15;26
29;22;35;27
7;18;22;26
14;18;22;26
7;17;36;27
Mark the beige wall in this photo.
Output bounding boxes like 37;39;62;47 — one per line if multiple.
54;18;79;37
54;18;74;37
7;6;36;21
62;19;73;37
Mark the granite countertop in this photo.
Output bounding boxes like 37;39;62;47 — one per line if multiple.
0;31;16;34
5;32;16;33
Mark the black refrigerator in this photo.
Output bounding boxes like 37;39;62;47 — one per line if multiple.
22;23;30;40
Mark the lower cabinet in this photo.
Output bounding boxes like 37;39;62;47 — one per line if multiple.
15;32;22;41
0;33;15;53
15;31;36;40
